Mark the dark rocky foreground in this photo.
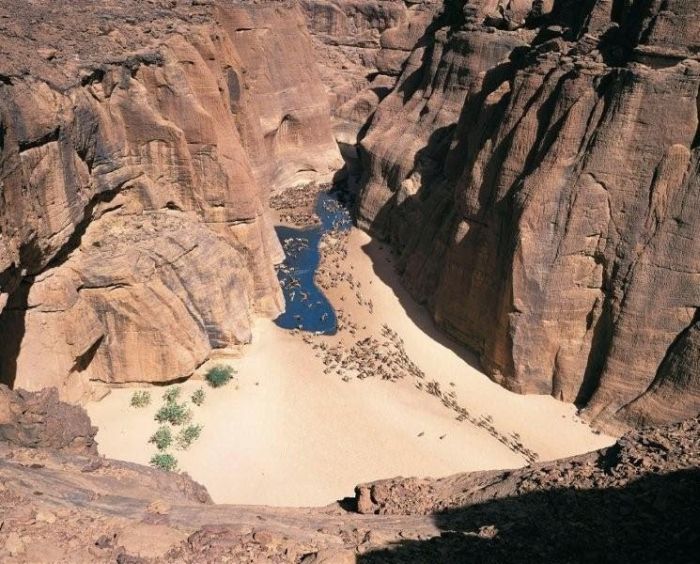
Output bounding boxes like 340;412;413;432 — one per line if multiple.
0;384;697;562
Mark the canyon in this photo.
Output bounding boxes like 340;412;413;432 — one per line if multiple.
0;0;698;561
1;0;698;430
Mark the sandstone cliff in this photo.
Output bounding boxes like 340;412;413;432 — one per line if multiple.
1;0;697;427
300;0;441;162
0;0;341;399
356;0;700;431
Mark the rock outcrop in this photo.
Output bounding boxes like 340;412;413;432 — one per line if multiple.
354;415;699;563
300;0;441;156
0;385;97;454
0;0;341;399
0;384;696;562
355;0;700;430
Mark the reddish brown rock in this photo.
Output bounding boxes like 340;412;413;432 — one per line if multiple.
300;0;441;152
356;0;700;430
0;0;697;425
0;384;97;454
0;391;696;562
0;0;341;399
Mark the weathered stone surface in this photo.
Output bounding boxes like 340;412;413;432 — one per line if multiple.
356;0;700;430
1;0;697;425
300;0;441;147
0;0;341;399
0;384;97;454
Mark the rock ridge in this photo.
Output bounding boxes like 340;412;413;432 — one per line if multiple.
0;384;696;562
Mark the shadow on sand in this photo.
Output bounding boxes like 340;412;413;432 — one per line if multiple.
359;236;483;374
359;468;699;563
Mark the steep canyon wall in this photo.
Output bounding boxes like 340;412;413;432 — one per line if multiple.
0;0;696;430
355;0;700;431
0;0;341;400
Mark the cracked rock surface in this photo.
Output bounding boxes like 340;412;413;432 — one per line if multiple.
0;0;341;398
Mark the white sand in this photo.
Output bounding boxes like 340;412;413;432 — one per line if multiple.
87;228;615;507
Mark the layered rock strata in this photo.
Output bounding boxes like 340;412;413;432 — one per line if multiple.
0;0;341;399
300;0;442;154
356;0;700;430
1;0;697;427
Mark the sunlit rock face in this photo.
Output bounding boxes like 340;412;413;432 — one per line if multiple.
355;0;700;431
0;0;341;400
0;0;697;429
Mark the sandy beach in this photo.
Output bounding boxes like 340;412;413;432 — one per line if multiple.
87;226;615;507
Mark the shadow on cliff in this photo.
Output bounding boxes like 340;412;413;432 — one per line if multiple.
355;20;629;395
0;278;30;389
354;53;520;374
358;468;700;563
360;236;482;373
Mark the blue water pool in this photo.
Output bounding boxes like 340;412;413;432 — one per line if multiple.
274;190;352;334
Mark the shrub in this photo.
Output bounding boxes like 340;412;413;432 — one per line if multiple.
176;424;203;450
150;453;177;472
191;388;206;406
162;387;181;404
205;365;236;388
154;401;191;426
130;390;151;408
148;426;173;451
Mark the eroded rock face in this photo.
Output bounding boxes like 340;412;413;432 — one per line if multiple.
0;384;97;454
300;0;442;148
356;0;700;430
0;0;341;399
1;0;697;426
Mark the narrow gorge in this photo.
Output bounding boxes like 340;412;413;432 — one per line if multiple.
0;0;698;562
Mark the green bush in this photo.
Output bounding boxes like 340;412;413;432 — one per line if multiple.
191;388;206;406
130;390;151;408
176;424;203;450
205;365;236;388
150;453;178;472
162;387;181;404
154;401;191;426
148;426;173;451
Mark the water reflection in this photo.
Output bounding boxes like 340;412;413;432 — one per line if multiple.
274;191;352;334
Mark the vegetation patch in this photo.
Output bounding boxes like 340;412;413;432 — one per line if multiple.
162;386;181;404
191;387;206;406
130;390;151;408
148;426;173;451
176;424;203;450
154;401;192;426
205;365;236;388
150;453;178;472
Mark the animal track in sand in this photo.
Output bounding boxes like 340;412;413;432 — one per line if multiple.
291;222;541;464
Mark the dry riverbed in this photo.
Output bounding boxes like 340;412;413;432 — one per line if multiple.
87;192;616;507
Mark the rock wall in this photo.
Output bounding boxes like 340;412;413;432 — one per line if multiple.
0;384;97;454
1;0;696;427
300;0;441;148
0;0;341;400
356;0;700;430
